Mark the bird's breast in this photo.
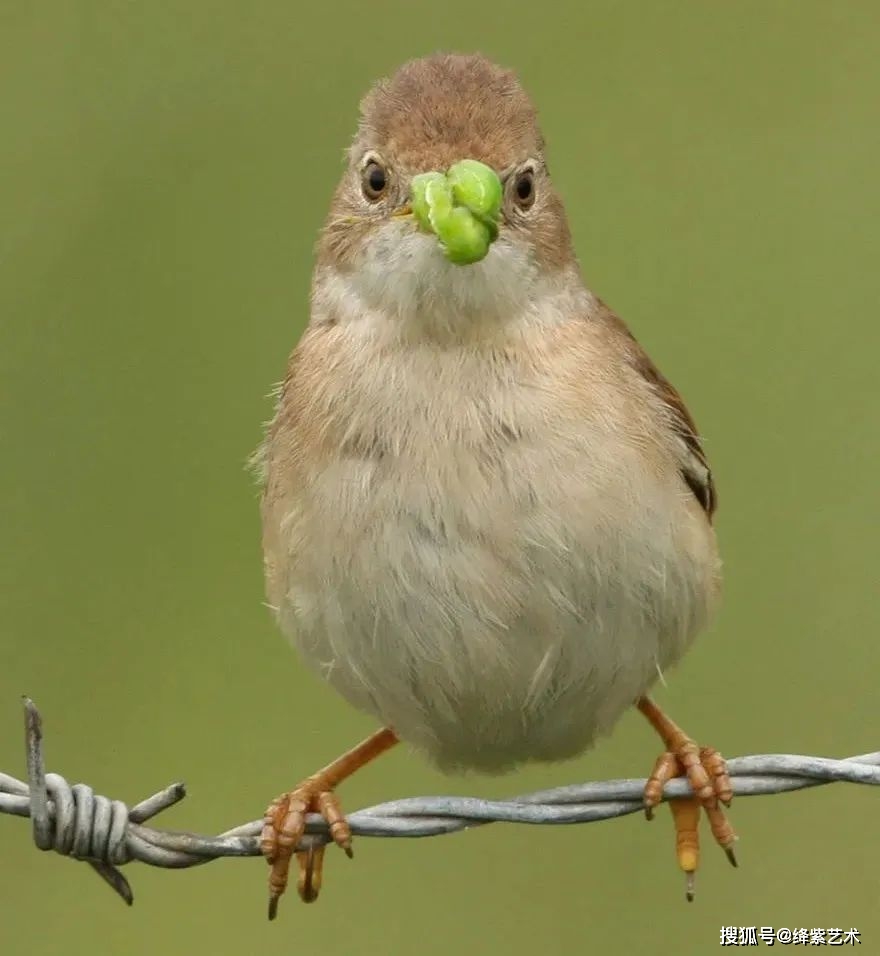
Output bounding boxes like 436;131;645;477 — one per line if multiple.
262;322;718;772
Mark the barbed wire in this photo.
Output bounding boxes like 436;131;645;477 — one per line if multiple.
2;698;879;906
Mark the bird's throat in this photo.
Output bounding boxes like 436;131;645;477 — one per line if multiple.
312;250;585;347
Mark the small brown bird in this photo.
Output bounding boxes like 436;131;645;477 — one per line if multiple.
255;53;734;918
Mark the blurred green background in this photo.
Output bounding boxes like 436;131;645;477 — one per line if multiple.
2;3;878;953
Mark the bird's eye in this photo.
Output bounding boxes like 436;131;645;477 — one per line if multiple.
361;161;388;201
513;169;535;209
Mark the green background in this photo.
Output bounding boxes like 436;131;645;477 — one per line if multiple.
2;3;878;954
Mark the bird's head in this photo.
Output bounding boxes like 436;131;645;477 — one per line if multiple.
315;54;578;330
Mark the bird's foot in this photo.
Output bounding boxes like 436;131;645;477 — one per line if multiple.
637;698;736;899
261;777;351;917
644;747;736;898
259;727;398;920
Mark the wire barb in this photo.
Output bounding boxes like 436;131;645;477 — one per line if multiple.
2;699;879;906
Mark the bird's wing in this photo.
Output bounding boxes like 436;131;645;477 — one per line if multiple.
598;301;717;520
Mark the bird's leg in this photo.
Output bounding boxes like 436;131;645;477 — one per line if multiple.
260;726;398;919
637;697;736;898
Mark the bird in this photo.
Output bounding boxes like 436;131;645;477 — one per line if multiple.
253;52;734;919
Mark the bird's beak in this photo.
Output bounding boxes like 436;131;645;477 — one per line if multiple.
402;159;503;265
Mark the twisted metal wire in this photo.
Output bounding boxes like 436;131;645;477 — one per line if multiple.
2;698;879;906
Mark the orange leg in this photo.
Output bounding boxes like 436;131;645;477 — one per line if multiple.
261;727;398;919
637;697;736;898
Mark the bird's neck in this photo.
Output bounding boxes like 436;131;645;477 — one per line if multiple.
310;261;591;349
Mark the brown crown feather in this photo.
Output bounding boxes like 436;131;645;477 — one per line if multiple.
355;53;544;171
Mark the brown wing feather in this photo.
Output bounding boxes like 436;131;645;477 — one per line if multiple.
597;301;717;519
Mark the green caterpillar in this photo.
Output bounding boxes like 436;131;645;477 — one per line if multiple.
410;159;502;265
